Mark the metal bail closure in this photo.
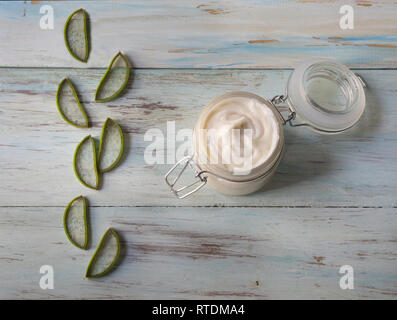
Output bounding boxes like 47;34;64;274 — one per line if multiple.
271;94;319;130
270;95;296;126
165;156;207;199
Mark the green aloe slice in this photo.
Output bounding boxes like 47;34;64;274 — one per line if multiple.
73;135;99;189
56;78;88;128
64;8;89;62
63;195;88;250
85;228;121;278
95;52;130;102
97;118;124;173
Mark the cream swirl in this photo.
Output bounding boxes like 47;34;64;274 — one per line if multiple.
201;96;280;174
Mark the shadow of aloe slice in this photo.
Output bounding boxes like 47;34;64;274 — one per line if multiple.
56;78;88;128
73;135;99;190
95;52;130;102
85;228;120;278
63;195;88;250
97;118;124;173
64;8;89;63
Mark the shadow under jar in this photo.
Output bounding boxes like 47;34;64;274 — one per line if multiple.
165;58;366;198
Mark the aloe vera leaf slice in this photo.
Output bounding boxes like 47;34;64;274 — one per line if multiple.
97;118;124;173
63;195;88;250
85;228;121;278
95;52;130;103
64;8;89;62
73;135;99;189
56;78;88;128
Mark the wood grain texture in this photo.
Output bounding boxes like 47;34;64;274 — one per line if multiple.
0;0;396;301
0;206;396;299
0;0;396;68
0;68;396;207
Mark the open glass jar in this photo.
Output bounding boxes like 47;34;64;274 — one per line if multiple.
165;58;366;198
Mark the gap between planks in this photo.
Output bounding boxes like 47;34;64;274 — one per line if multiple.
0;205;393;208
1;67;397;71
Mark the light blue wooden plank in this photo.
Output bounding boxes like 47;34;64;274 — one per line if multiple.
0;68;396;207
0;0;396;68
0;206;395;299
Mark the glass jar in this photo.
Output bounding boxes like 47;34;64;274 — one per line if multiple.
165;58;366;198
286;59;366;133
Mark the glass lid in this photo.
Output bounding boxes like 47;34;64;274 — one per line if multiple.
286;59;366;133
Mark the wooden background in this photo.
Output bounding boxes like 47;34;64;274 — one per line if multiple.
0;0;396;299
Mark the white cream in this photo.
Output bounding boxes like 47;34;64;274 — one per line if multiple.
200;96;280;175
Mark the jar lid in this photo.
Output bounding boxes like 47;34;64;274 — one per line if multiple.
286;59;366;133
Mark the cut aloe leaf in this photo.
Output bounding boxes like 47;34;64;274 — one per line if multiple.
73;135;99;189
95;52;130;103
97;118;124;173
64;8;89;62
63;195;88;250
56;78;88;128
85;228;120;278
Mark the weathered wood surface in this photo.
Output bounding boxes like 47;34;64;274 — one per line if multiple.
1;68;397;207
1;0;396;300
1;207;396;299
0;0;396;68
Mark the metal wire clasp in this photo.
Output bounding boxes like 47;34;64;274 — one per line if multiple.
164;156;207;199
270;95;297;126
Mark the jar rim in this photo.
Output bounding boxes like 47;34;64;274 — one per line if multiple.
287;59;366;133
193;91;285;182
303;61;359;115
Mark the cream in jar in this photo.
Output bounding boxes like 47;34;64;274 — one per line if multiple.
192;92;284;196
197;96;280;175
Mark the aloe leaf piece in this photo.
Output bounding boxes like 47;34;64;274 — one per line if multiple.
56;78;88;128
85;228;121;278
73;135;99;189
97;118;124;173
95;52;130;102
63;195;88;250
64;8;89;62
